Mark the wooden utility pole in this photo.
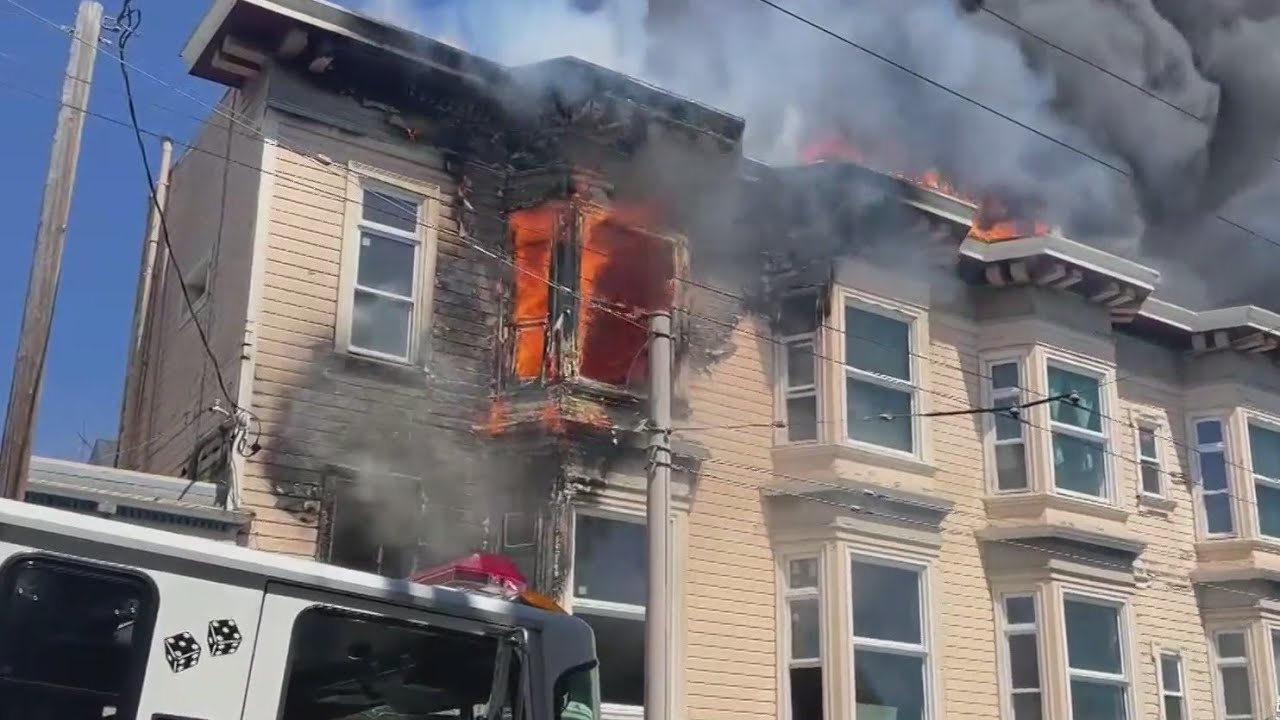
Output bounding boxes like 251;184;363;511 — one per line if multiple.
644;311;672;720
0;1;104;500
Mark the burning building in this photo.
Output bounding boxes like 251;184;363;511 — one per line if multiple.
115;0;1280;718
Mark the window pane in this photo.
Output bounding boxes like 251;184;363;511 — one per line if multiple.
790;598;820;660
994;408;1023;441
991;362;1019;390
1204;493;1235;534
1069;679;1126;720
845;307;911;381
1197;419;1224;445
1141;462;1162;495
851;561;921;645
1052;433;1106;497
357;232;416;297
789;558;819;589
786;341;815;387
351;290;412;358
786;396;818;443
1004;596;1036;625
1012;692;1044;720
1217;631;1246;658
1257;482;1280;537
1064;600;1121;674
1199;450;1228;491
1273;628;1280;688
790;666;823;720
853;649;925;720
1162;695;1184;720
779;294;818;336
1047;367;1102;432
846;378;913;452
1219;665;1253;716
573;515;645;606
1160;654;1182;692
1251;424;1280;479
362;188;419;232
996;444;1029;491
578;613;643;707
1008;634;1040;689
1138;427;1158;458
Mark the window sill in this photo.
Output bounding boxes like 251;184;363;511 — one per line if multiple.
330;349;428;383
1136;493;1177;515
600;703;643;720
772;441;936;496
1193;536;1280;583
981;492;1142;554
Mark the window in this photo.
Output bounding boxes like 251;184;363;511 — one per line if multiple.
779;294;819;443
319;471;423;577
279;606;521;720
1137;425;1163;496
1000;594;1043;720
1249;422;1280;538
851;557;930;720
1212;630;1253;720
988;361;1028;491
0;556;156;720
570;513;645;709
1063;595;1129;720
844;302;918;454
785;557;823;720
340;178;432;364
1193;418;1234;535
1047;365;1109;499
1271;628;1280;710
179;253;211;313
1156;651;1185;720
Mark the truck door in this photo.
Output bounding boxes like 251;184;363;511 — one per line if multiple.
242;581;527;720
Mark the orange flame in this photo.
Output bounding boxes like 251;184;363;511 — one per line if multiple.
510;204;562;380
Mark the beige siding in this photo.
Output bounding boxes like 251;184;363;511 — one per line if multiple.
126;87;263;476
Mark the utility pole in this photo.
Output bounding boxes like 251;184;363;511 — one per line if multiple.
645;311;673;720
0;1;103;500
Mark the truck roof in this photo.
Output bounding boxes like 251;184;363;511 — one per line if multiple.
0;496;579;634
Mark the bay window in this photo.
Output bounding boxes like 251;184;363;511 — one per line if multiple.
1063;595;1129;720
779;294;820;444
999;594;1043;720
1193;418;1234;536
986;360;1028;492
1156;652;1185;720
785;557;823;720
1213;630;1253;720
1136;424;1163;497
1047;366;1109;499
1249;422;1280;538
851;558;930;720
843;303;918;455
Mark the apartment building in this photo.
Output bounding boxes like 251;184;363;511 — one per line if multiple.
115;1;1280;719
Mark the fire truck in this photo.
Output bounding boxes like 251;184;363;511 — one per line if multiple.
0;496;599;720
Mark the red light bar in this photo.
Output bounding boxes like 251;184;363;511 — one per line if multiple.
410;553;529;598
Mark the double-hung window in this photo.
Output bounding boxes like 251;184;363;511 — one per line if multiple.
844;302;918;455
987;361;1028;491
779;295;819;443
1193;418;1234;535
1000;594;1043;720
569;513;646;711
342;179;430;363
850;558;931;719
1213;630;1253;720
785;557;823;720
1063;595;1129;720
1248;421;1280;538
1156;652;1186;720
1047;365;1109;499
1137;425;1163;496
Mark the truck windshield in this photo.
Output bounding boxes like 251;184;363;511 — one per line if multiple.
280;607;523;720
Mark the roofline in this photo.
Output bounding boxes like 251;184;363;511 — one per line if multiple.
959;234;1161;293
182;0;236;71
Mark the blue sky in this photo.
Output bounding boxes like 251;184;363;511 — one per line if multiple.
0;0;480;461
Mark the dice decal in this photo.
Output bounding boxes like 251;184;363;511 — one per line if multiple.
207;619;242;657
163;632;201;673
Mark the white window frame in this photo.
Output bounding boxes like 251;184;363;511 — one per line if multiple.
1136;422;1165;498
848;552;934;719
996;591;1044;720
1246;415;1280;541
1211;628;1255;720
983;355;1031;494
338;166;440;366
1153;648;1187;720
837;291;926;460
1060;591;1131;720
1191;415;1236;538
779;331;820;445
782;554;823;720
1044;358;1114;502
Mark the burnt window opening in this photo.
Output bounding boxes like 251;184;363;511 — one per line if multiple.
776;291;821;443
508;202;680;391
318;470;424;578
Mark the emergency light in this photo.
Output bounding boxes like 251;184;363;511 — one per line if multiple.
410;553;566;613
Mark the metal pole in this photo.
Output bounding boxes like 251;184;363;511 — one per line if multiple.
645;311;672;720
117;136;174;468
0;1;103;499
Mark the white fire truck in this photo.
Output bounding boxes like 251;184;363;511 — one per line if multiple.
0;496;599;720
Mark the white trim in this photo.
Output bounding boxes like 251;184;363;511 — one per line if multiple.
982;353;1032;495
780;553;825;720
1190;414;1236;538
1043;357;1114;503
1060;590;1132;720
1134;421;1165;498
1210;628;1256;720
996;591;1045;720
1152;647;1187;720
848;552;935;720
1244;414;1280;541
778;332;820;445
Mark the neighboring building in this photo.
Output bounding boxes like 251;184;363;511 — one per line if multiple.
115;1;1280;719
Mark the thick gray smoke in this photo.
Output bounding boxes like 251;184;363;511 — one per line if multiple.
359;0;1280;307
